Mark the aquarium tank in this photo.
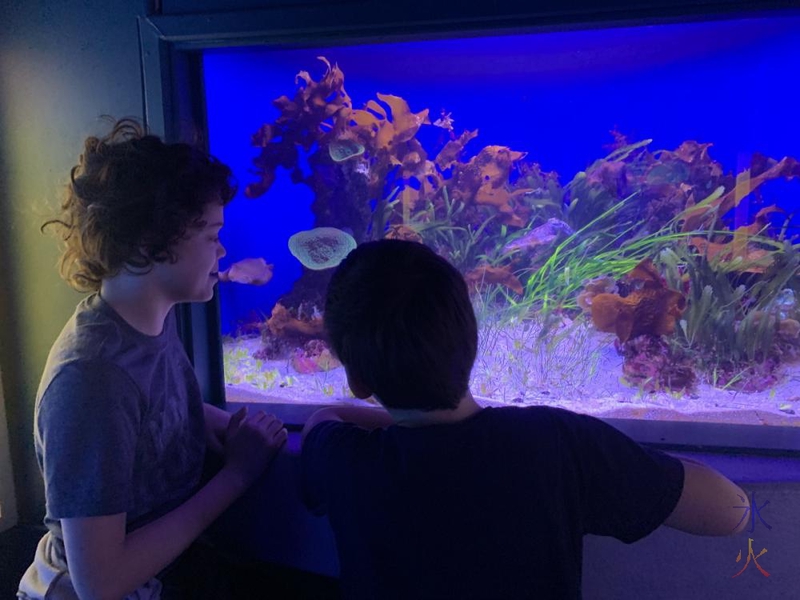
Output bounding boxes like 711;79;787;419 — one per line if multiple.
201;13;800;430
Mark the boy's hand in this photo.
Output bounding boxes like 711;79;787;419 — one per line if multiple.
222;407;288;489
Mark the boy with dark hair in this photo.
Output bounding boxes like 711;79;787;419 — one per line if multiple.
19;119;288;599
302;238;749;600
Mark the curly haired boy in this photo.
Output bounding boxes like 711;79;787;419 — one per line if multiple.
18;119;287;599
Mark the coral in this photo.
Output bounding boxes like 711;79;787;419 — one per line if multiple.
619;334;696;393
779;318;800;339
290;339;341;374
464;264;524;295
512;162;565;223
680;154;800;232
449;146;530;227
384;224;423;243
351;94;430;152
329;138;365;162
708;358;781;393
688;236;773;274
246;58;352;198
565;137;734;236
253;331;286;361
590;259;686;343
246;58;375;247
658;237;800;393
434;129;480;170
266;303;325;338
241;57;800;399
576;275;618;313
288;227;357;270
245;57;563;317
683;206;787;274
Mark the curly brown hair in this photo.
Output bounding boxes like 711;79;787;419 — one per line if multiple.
43;117;236;291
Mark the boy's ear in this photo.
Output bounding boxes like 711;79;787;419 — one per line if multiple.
345;369;373;399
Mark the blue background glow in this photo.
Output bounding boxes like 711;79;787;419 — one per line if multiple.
203;15;800;335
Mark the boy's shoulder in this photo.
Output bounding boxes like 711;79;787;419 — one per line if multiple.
46;294;124;363
477;404;604;431
306;405;601;451
37;294;178;400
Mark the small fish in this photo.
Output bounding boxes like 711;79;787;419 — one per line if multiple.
433;110;455;131
329;138;365;162
503;218;573;254
218;258;274;286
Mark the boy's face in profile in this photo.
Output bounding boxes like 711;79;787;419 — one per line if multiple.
153;200;227;304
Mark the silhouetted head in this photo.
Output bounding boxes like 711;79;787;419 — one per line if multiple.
43;117;236;291
324;239;478;411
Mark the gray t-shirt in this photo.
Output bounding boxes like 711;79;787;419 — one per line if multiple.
32;293;206;571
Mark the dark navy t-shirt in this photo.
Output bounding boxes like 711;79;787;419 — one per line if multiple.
302;406;684;599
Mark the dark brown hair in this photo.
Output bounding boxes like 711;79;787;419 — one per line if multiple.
43;118;236;291
324;239;478;411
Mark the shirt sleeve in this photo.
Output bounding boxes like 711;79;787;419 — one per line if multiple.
300;420;367;516
37;360;144;519
551;408;685;544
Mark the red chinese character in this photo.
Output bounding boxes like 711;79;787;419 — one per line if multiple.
732;538;770;578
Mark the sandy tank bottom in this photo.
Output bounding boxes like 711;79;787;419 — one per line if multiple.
222;321;800;427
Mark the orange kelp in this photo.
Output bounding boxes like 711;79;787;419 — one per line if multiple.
246;57;554;316
680;155;800;232
590;259;686;343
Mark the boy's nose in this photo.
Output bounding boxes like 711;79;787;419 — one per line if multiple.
218;242;227;259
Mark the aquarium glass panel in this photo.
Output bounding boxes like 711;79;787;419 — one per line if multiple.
203;14;800;427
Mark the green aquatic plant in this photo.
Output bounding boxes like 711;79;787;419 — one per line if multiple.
425;218;499;273
368;185;402;240
511;181;734;326
679;154;800;232
245;57;554;317
223;345;283;391
518;194;694;319
564;137;735;238
470;284;605;401
471;314;605;402
565;139;654;232
659;237;800;390
514;161;565;224
402;186;506;273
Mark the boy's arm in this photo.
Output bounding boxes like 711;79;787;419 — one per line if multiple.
62;408;287;600
662;456;750;536
301;406;394;445
63;469;248;600
203;402;232;454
